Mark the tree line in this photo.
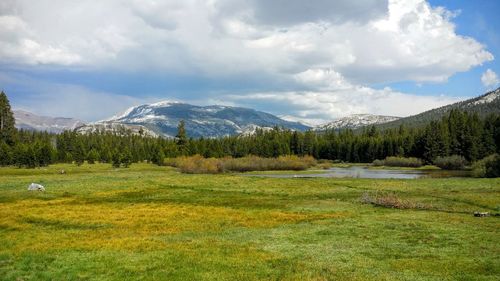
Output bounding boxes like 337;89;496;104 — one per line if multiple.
1;91;499;168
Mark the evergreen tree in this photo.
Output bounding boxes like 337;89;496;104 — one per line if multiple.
112;151;121;168
73;140;85;166
87;148;100;164
0;91;16;145
175;120;188;148
0;141;12;165
151;146;165;166
121;149;132;168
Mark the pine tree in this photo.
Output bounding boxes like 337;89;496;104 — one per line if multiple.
0;141;12;165
73;140;85;166
87;148;100;164
121;149;132;168
0;91;17;145
175;120;188;153
112;151;121;168
152;146;165;166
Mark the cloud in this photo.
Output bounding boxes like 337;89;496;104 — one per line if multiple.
0;0;492;124
0;15;81;65
215;0;388;26
481;69;500;88
0;71;145;122
221;86;461;125
0;0;492;82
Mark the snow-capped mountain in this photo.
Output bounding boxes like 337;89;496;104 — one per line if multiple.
14;110;85;133
79;101;311;138
315;114;400;130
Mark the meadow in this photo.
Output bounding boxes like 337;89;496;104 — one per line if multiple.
0;163;499;280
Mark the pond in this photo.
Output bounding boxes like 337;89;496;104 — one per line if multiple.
246;166;470;179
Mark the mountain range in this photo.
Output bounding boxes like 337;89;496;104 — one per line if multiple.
77;101;310;138
13;110;85;134
12;87;500;137
314;114;400;131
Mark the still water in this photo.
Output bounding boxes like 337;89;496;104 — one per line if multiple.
248;166;470;179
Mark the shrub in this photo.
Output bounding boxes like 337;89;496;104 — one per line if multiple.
472;154;500;178
433;155;467;170
169;155;317;174
372;157;423;167
175;155;223;174
360;192;427;209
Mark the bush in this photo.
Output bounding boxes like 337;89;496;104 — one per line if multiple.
472;154;500;178
372;157;423;168
170;155;317;174
360;192;427;209
433;155;467;170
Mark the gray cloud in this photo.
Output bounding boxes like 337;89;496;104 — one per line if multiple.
248;0;388;26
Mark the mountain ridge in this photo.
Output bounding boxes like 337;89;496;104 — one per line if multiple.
314;114;400;131
376;87;500;130
13;110;85;134
79;102;312;138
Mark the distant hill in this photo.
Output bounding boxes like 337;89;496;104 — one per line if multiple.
315;114;400;131
75;122;159;138
77;101;311;138
377;87;500;130
14;110;85;133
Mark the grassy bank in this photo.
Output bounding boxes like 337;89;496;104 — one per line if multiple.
0;163;499;280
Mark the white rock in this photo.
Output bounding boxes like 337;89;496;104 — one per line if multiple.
28;183;45;191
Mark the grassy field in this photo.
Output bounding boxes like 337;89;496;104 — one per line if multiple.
0;163;499;280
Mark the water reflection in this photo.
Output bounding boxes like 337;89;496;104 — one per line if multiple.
247;166;470;179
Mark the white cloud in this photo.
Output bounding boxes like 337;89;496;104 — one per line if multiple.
481;69;500;88
222;87;461;125
0;0;492;124
0;15;81;65
0;0;492;82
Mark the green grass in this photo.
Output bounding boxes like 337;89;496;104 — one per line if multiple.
0;163;499;280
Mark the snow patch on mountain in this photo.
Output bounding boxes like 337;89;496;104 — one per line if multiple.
75;122;160;138
315;114;400;130
472;88;500;105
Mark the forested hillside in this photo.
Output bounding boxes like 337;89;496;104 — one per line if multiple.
1;91;499;168
377;87;500;130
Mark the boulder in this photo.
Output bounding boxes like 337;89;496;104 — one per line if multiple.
473;211;490;217
28;183;45;191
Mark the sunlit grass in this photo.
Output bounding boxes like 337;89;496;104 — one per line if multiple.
0;163;499;280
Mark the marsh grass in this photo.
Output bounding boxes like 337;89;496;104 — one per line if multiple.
170;155;317;174
373;157;423;168
360;192;429;210
0;163;499;280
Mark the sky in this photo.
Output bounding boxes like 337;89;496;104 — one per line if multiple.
0;0;499;125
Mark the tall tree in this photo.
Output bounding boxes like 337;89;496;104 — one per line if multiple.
0;91;16;145
175;120;188;153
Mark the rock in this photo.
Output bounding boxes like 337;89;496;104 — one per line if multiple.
28;183;45;191
473;211;490;217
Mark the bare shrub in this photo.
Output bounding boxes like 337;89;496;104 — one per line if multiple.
360;192;427;209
